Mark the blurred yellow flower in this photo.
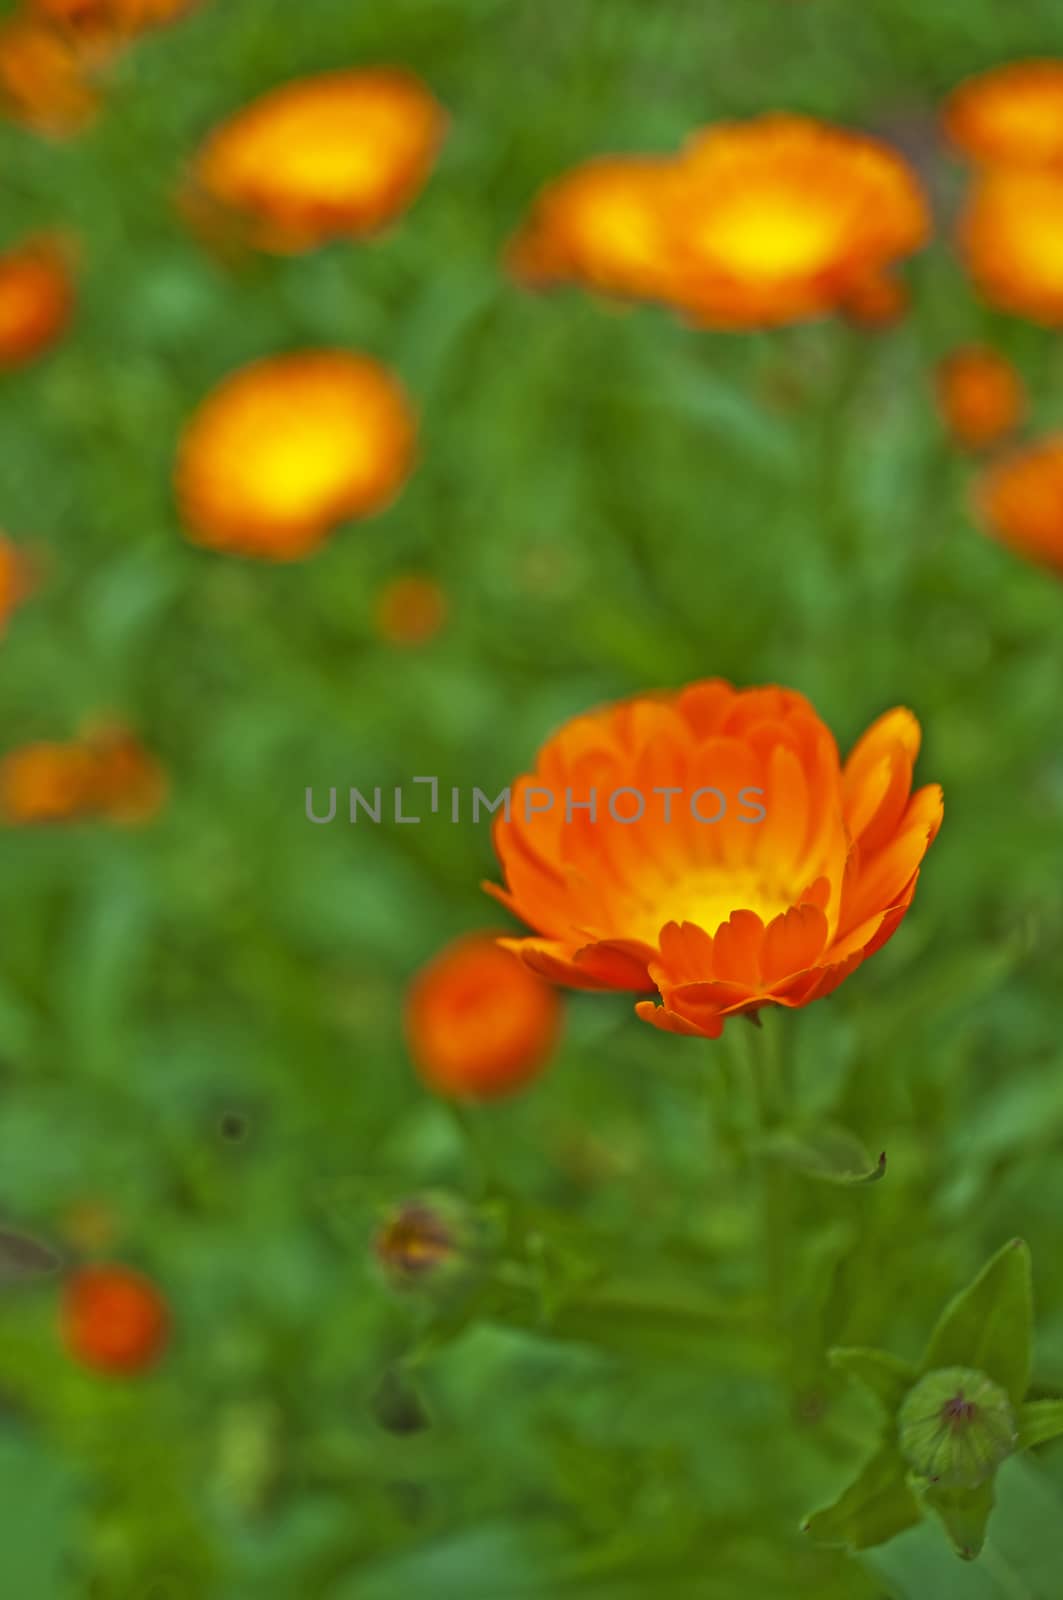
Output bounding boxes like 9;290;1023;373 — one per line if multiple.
0;235;74;367
175;351;416;561
507;115;928;330
978;435;1063;576
935;346;1025;452
186;69;447;254
959;168;1063;323
945;60;1063;168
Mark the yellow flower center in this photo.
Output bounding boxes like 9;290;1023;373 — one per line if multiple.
695;190;845;279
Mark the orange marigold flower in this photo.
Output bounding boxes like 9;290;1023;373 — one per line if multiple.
175;350;415;561
487;681;942;1039
0;725;165;824
666;116;929;328
61;1264;169;1375
374;574;447;645
978;435;1063;575
959;167;1063;324
505;156;678;301
0;235;74;367
945;60;1063;168
406;932;562;1098
186;69;446;254
0;14;97;136
935;346;1025;452
0;537;33;632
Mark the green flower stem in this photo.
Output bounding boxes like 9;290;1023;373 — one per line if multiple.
735;1009;793;1370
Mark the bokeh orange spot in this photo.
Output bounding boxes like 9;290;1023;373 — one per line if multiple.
0;725;166;824
935;347;1025;451
406;933;561;1099
175;351;416;561
945;60;1063;168
0;537;33;633
0;15;97;136
978;435;1063;575
62;1265;170;1375
187;69;446;254
374;575;448;645
0;236;74;367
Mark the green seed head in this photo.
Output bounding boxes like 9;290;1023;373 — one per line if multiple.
898;1366;1017;1489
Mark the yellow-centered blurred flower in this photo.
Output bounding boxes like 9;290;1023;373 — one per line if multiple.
175;351;416;561
186;69;446;254
945;60;1063;168
959;168;1063;323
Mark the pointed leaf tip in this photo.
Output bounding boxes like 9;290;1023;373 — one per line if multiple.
921;1240;1033;1407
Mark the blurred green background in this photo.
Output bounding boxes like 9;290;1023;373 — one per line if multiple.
2;0;1063;1594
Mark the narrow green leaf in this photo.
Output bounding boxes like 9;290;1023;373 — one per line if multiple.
1017;1400;1063;1452
924;1478;996;1561
802;1444;922;1552
921;1241;1032;1407
830;1346;917;1415
758;1124;886;1186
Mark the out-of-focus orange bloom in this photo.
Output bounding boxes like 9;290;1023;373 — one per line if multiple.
959;168;1063;324
935;346;1025;451
0;14;97;136
0;235;74;367
978;435;1063;575
374;574;447;645
666;117;929;328
30;0;195;43
842;270;909;328
175;351;415;561
406;933;562;1098
186;69;446;254
0;537;33;632
487;681;942;1038
506;156;678;301
945;61;1063;168
0;725;166;824
61;1265;169;1375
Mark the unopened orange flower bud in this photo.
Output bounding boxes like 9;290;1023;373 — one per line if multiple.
0;236;74;368
935;347;1025;451
61;1264;170;1375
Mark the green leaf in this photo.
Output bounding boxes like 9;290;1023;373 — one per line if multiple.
923;1479;996;1561
921;1240;1033;1407
802;1444;922;1552
1017;1400;1063;1452
758;1124;886;1185
830;1346;918;1415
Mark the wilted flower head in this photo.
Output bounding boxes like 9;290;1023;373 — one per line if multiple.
935;347;1025;452
945;60;1063;168
0;725;166;824
61;1264;170;1375
977;434;1063;575
0;14;97;136
488;681;942;1038
0;235;74;367
374;574;448;646
507;116;928;330
959;168;1063;324
406;932;561;1098
175;350;416;561
187;69;446;254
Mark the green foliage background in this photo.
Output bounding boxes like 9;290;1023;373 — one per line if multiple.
2;0;1063;1594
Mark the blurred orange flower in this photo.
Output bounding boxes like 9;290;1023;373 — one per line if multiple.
0;537;33;632
959;168;1063;323
61;1264;170;1375
945;60;1063;168
508;118;927;328
186;69;446;254
0;235;74;367
506;156;678;301
374;574;448;645
487;681;942;1038
176;351;415;561
0;725;166;824
0;14;97;136
30;0;196;42
935;346;1025;451
666;116;928;328
978;435;1063;575
406;932;561;1098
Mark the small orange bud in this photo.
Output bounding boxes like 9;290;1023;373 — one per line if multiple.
61;1264;170;1374
0;236;74;367
406;933;561;1099
935;347;1025;451
175;350;416;561
373;574;447;645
